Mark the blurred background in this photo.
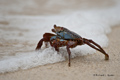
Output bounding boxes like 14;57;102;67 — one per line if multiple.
0;0;115;15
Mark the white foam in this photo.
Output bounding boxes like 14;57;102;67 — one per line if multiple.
0;0;120;73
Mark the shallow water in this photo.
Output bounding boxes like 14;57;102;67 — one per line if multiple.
0;0;120;73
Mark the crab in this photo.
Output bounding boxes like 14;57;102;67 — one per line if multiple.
36;25;109;66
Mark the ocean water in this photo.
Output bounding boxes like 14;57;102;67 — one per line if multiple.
0;0;120;73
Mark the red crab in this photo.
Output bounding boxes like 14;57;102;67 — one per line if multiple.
36;25;109;66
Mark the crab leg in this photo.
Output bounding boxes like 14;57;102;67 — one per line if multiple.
83;38;109;60
66;45;71;67
66;41;78;67
36;38;44;50
52;43;59;52
51;39;76;66
36;33;56;50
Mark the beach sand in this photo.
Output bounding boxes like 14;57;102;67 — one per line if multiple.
0;0;120;80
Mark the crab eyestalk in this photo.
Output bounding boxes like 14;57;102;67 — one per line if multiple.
53;24;64;32
52;29;56;33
